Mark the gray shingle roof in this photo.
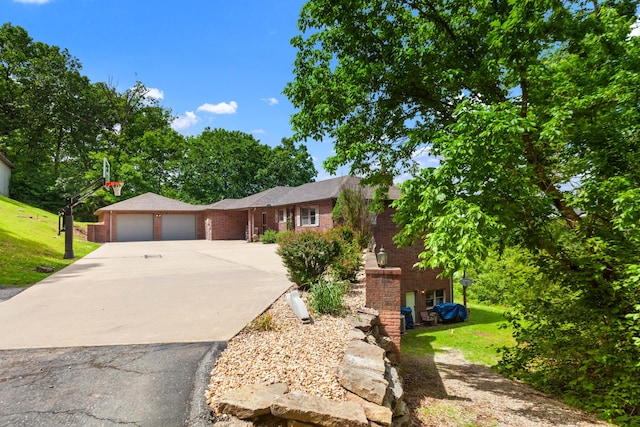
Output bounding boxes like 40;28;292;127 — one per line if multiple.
95;192;202;213
0;153;14;169
270;176;400;207
95;176;401;213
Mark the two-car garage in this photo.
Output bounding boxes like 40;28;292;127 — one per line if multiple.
90;193;202;243
115;214;197;242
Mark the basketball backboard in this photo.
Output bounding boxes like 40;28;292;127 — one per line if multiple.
103;158;110;183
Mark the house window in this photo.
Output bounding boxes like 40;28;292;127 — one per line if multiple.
425;289;445;308
300;206;318;226
278;209;286;223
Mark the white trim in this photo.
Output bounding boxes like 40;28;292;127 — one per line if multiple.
300;205;319;227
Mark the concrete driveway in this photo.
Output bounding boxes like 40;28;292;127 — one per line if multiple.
0;240;291;349
0;240;291;426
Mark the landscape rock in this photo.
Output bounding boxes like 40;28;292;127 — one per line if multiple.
377;336;395;353
213;416;255;426
392;401;411;427
350;312;377;332
217;382;289;419
346;391;393;426
337;364;388;405
349;328;366;341
385;365;404;411
36;265;55;273
343;340;386;375
365;334;378;345
270;391;368;427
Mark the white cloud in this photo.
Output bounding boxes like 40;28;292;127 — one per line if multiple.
261;97;279;106
171;111;199;131
144;88;164;100
13;0;51;3
252;129;266;134
197;101;238;114
630;17;640;37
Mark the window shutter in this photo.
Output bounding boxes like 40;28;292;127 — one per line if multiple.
296;207;301;227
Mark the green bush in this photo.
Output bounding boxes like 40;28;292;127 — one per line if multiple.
277;230;341;289
308;280;349;315
327;228;362;282
260;229;278;244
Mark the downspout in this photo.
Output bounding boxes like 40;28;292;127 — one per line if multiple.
109;211;113;242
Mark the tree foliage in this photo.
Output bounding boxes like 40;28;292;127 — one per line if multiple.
0;23;316;220
177;129;317;204
331;185;374;247
286;1;640;422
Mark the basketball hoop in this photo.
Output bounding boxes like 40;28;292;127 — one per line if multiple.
105;181;124;197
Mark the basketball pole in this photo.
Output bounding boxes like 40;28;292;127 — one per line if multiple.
59;176;108;259
63;198;75;259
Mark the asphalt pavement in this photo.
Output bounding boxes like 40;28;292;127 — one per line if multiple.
0;241;291;426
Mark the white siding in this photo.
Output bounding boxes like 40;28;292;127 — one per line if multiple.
0;162;11;197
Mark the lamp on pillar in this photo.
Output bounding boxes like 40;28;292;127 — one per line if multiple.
377;245;388;268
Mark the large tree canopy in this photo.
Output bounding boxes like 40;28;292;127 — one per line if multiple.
286;0;640;422
177;129;317;204
1;23;317;219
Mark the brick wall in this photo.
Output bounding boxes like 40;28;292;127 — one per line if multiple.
205;210;247;240
365;252;401;358
371;203;452;317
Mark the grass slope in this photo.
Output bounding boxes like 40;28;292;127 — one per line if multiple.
0;195;100;286
401;302;515;366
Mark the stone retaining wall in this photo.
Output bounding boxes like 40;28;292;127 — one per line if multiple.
215;310;409;426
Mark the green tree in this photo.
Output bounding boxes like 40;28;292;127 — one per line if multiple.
255;137;317;189
331;185;373;247
178;129;316;204
286;1;640;422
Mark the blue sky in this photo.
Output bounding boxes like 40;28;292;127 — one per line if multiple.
2;0;353;180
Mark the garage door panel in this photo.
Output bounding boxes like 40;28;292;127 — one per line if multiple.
162;215;196;240
117;214;154;242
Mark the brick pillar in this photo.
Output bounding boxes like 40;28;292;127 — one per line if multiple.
365;253;402;359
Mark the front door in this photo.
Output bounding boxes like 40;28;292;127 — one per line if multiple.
405;291;416;323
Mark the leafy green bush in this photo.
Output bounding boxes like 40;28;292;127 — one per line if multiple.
327;228;362;282
277;230;341;289
466;246;545;306
260;229;278;244
308;280;349;315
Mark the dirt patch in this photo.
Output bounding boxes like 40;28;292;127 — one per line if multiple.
400;348;613;427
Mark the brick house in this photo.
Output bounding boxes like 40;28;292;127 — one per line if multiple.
87;176;453;321
0;153;14;197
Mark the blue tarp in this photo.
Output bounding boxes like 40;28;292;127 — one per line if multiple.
432;303;468;322
401;306;414;329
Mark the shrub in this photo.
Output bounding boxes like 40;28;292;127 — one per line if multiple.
277;230;341;289
260;229;278;244
327;229;363;282
308;280;349;315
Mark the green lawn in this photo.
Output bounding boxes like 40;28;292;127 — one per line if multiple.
0;196;100;286
401;302;516;366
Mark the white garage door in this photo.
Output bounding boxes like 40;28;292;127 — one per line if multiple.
116;214;154;242
162;214;196;240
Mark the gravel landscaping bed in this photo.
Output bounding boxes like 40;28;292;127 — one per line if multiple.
205;279;614;426
205;281;367;412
